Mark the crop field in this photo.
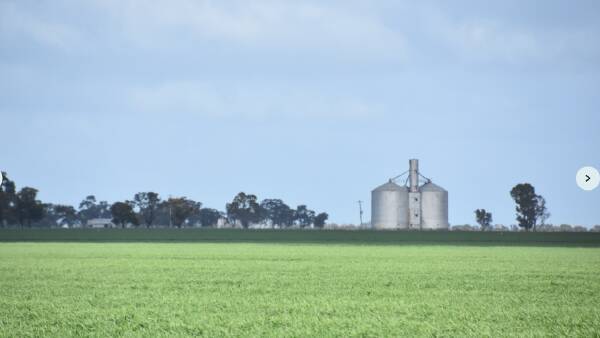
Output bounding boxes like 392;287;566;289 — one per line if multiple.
1;239;600;337
2;228;600;245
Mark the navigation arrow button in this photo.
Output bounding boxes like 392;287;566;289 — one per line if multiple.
576;167;599;191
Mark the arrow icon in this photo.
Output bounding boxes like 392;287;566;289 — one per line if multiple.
577;166;599;191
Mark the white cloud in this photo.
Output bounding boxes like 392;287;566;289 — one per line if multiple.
444;20;540;62
1;0;598;67
90;0;407;59
0;2;81;50
415;3;600;64
129;81;383;119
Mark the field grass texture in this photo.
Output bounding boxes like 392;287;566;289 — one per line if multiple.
1;228;600;246
1;242;599;337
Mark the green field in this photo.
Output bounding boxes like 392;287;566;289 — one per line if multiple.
2;228;600;245
1;240;600;337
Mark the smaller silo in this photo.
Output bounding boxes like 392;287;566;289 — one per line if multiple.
371;180;409;229
420;182;449;230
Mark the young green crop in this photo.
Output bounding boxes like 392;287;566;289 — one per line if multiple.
1;243;599;337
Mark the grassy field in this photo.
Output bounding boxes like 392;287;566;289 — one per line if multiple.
1;242;600;337
2;228;600;246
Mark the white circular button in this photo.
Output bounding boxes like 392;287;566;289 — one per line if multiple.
576;166;599;191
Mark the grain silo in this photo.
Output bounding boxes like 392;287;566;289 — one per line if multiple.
370;159;448;230
371;181;408;229
420;182;449;229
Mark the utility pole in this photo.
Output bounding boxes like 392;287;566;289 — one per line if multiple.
358;200;364;227
168;195;172;228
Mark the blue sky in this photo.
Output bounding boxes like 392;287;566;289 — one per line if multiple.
1;0;599;226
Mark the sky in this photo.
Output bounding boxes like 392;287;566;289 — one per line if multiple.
1;0;599;226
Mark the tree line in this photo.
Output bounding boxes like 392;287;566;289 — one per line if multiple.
474;183;551;232
0;172;328;229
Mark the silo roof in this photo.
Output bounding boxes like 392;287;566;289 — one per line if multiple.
372;181;407;192
420;182;447;192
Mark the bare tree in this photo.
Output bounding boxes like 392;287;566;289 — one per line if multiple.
535;196;550;231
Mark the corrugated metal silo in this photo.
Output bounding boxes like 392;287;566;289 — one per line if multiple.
371;180;409;229
420;182;449;229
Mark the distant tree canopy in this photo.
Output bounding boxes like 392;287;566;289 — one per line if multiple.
168;197;201;228
15;187;45;227
314;212;329;228
536;196;550;230
226;194;327;228
294;205;316;228
133;192;161;227
0;172;330;229
510;183;550;231
474;209;493;230
194;208;222;227
226;192;261;228
260;199;294;228
110;202;138;228
78;195;111;225
53;205;78;227
0;172;17;226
